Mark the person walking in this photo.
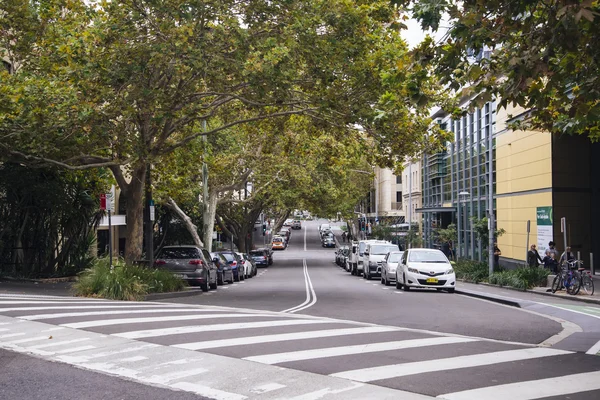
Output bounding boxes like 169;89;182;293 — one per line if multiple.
341;231;347;243
527;244;543;267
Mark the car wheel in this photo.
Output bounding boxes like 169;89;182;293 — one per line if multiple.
200;283;209;292
447;288;455;293
385;275;391;286
234;273;240;282
380;276;385;284
396;279;401;289
209;281;217;290
402;274;410;291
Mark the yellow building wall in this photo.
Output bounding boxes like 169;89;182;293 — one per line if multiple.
495;104;553;262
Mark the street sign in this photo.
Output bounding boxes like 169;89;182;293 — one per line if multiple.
100;194;106;210
105;192;114;211
149;205;155;221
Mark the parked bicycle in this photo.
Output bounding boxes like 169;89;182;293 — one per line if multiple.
551;261;581;295
571;260;595;296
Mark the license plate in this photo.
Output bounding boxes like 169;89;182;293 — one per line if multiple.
174;274;187;279
426;278;438;283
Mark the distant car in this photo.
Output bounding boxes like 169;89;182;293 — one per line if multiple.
211;252;233;285
381;251;404;286
396;248;455;293
256;247;273;265
155;246;217;292
292;220;302;230
277;229;291;243
322;237;335;248
319;223;331;234
216;250;245;282
283;219;293;226
250;249;269;268
363;242;400;280
237;252;257;279
335;246;350;266
272;236;286;250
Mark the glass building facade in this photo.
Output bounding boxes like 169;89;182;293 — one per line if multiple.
421;101;497;261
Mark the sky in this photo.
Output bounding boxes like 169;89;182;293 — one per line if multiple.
401;16;450;49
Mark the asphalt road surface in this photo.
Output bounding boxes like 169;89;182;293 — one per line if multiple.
1;219;600;399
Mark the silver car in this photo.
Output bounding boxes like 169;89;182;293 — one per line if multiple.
155;245;218;292
381;251;403;286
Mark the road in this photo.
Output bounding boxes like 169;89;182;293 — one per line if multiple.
1;219;600;399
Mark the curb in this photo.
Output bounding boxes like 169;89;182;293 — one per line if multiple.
143;288;202;301
455;289;522;308
526;289;600;306
0;276;77;284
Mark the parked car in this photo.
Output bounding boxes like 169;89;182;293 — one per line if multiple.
277;229;291;244
319;223;331;234
335;246;350;266
396;248;456;293
322;237;336;248
320;228;332;238
363;242;400;280
350;239;387;276
237;252;257;278
216;250;245;282
272;236;286;250
292;220;302;230
381;251;404;286
256;247;273;265
283;219;293;226
211;252;233;285
155;246;217;292
250;249;269;268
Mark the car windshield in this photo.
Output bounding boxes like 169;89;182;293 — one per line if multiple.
250;251;264;257
388;252;403;262
408;250;448;263
371;245;399;255
273;238;283;243
158;248;200;259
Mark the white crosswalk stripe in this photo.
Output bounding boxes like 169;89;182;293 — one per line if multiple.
1;295;600;400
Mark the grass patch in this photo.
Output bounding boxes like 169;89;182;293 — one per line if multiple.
74;258;187;301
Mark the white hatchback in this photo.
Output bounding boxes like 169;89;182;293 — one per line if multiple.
396;248;455;293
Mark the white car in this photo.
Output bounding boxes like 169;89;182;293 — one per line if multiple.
363;242;399;280
396;248;456;293
236;252;254;279
381;251;403;286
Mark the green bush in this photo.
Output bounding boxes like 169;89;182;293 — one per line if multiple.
488;266;549;290
453;259;489;283
74;258;186;300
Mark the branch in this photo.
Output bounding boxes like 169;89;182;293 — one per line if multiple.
2;145;128;170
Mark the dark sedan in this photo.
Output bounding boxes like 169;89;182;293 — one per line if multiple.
216;250;245;282
250;249;269;268
211;252;234;285
155;246;217;292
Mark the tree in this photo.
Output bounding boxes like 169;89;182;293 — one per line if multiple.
1;0;440;263
399;0;600;141
471;217;505;256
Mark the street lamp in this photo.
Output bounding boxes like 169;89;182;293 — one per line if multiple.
458;191;470;258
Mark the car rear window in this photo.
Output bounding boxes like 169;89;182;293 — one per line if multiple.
158;248;200;259
219;253;235;262
371;245;400;255
250;251;265;256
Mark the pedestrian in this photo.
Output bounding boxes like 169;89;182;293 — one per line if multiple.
341;231;347;243
527;244;543;267
493;242;501;269
559;246;576;265
543;251;559;274
367;222;372;236
347;232;352;242
547;241;559;259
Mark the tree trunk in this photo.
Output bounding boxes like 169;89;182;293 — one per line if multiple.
166;197;203;247
203;192;219;251
123;165;146;264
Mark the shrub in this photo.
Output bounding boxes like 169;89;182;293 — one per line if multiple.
453;259;489;283
488;266;549;290
74;258;186;300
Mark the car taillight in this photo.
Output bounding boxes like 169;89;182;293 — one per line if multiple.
155;260;166;265
189;259;203;265
231;261;237;266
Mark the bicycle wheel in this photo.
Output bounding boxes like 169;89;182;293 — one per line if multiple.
582;273;595;296
551;274;562;293
567;273;581;295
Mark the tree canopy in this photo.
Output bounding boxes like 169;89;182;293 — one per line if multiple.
400;0;600;141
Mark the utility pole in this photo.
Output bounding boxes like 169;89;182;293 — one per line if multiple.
408;162;413;249
488;122;495;277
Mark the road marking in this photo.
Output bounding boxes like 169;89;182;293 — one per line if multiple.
250;383;286;394
304;224;307;252
170;382;247;400
117;356;148;362
330;348;571;382
0;333;25;339
6;336;56;345
438;370;600;400
148;368;209;384
83;344;160;360
0;304;186;312
394;291;402;293
281;259;317;313
60;313;283;329
0;300;137;305
28;337;90;350
114;319;330;339
586;338;600;355
174;326;398;350
18;308;223;320
244;337;478;365
55;345;96;354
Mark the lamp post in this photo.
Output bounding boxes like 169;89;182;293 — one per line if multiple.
458;191;470;258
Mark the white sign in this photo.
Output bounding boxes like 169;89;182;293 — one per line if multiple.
149;205;155;221
536;207;553;256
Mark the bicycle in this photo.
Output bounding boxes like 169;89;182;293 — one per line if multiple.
570;260;595;296
551;262;581;295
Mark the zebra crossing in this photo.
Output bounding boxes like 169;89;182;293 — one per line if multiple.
2;294;600;399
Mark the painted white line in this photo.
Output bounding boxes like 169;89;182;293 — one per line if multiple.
394;291;403;294
304;225;307;252
6;336;55;345
28;338;90;350
61;313;280;329
0;328;9;332
438;370;600;400
586;338;600;355
330;348;571;382
245;337;478;365
170;382;247;400
281;259;312;313
221;286;230;289
148;368;209;384
250;383;286;394
117;356;148;363
0;304;186;312
285;259;317;314
0;300;138;305
174;326;398;350
18;308;223;321
0;333;25;340
55;345;96;354
84;344;159;360
115;319;330;339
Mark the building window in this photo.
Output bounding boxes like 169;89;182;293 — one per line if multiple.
396;175;402;184
396;191;402;202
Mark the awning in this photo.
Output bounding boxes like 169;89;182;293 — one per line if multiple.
416;206;456;213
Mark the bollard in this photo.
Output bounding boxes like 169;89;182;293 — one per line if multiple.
591;253;595;275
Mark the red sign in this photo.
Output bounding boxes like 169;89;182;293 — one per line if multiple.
100;193;106;210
